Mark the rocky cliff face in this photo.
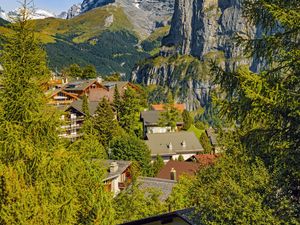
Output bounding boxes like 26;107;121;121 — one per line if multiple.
79;0;175;35
163;0;255;66
66;4;82;19
132;0;257;111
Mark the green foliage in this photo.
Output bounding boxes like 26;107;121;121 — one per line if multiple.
199;132;213;154
105;73;122;81
114;184;167;224
0;6;115;224
158;101;181;131
82;94;90;117
182;109;193;130
109;133;152;176
94;98;119;148
45;31;149;76
151;155;164;176
119;87;142;135
178;154;184;162
113;85;122;120
210;0;300;221
82;64;97;79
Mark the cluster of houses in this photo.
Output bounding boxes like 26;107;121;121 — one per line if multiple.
46;76;220;203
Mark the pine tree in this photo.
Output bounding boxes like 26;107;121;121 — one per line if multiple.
113;84;122;121
94;97;119;148
158;96;180;131
119;87;141;134
110;133;152;176
152;155;164;176
82;64;97;79
182;110;193;130
199;132;213;154
0;3;115;224
82;94;90;117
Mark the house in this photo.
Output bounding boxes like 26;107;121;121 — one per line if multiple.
89;81;139;103
186;154;219;166
59;100;99;141
121;208;199;225
137;177;177;201
48;89;79;105
145;131;204;162
63;79;103;97
140;110;184;137
205;128;222;153
151;103;186;113
102;160;132;196
156;161;201;181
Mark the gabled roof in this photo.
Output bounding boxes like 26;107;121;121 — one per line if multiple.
67;99;99;116
48;89;79;100
121;208;198;225
102;160;132;182
151;104;185;112
156;161;201;180
191;154;219;166
63;79;102;92
145;132;203;156
140;110;183;125
205;128;218;146
137;177;176;201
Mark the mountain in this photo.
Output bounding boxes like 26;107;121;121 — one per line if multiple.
0;8;57;21
66;4;81;19
69;0;175;37
132;0;256;112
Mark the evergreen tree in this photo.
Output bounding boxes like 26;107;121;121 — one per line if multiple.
152;155;164;176
82;94;90;117
119;87;141;134
199;132;213;154
158;102;180;131
82;64;97;79
114;184;167;224
110;133;152;176
178;154;184;162
67;63;82;78
94;97;119;148
0;3;115;224
182;110;193;130
209;0;300;221
113;85;122;121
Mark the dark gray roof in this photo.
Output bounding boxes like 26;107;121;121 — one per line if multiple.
206;128;218;146
137;177;176;201
146;132;204;156
102;81;129;90
64;79;98;91
102;160;132;182
141;110;183;125
67;99;99;116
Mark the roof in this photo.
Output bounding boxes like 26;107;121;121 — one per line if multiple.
140;110;183;125
89;81;132;102
151;104;185;112
48;89;79;99
67;99;99;116
192;154;219;166
137;177;176;201
121;208;199;225
101;160;132;182
63;79;100;92
156;161;201;180
145;132;203;156
205;128;218;146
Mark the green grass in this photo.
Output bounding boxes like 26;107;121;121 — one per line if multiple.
188;125;205;139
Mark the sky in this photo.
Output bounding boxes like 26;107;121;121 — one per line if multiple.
0;0;80;14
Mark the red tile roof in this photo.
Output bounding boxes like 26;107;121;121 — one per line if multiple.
156;161;201;180
151;104;185;112
192;154;219;166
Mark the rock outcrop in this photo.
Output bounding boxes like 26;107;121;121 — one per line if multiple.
163;0;255;66
66;4;82;19
79;0;175;35
132;0;257;111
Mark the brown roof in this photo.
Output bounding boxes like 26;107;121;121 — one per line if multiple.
192;154;219;166
151;104;185;112
156;161;201;180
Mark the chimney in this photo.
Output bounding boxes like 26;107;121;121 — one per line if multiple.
168;142;173;150
170;168;177;181
110;162;118;173
181;140;186;148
